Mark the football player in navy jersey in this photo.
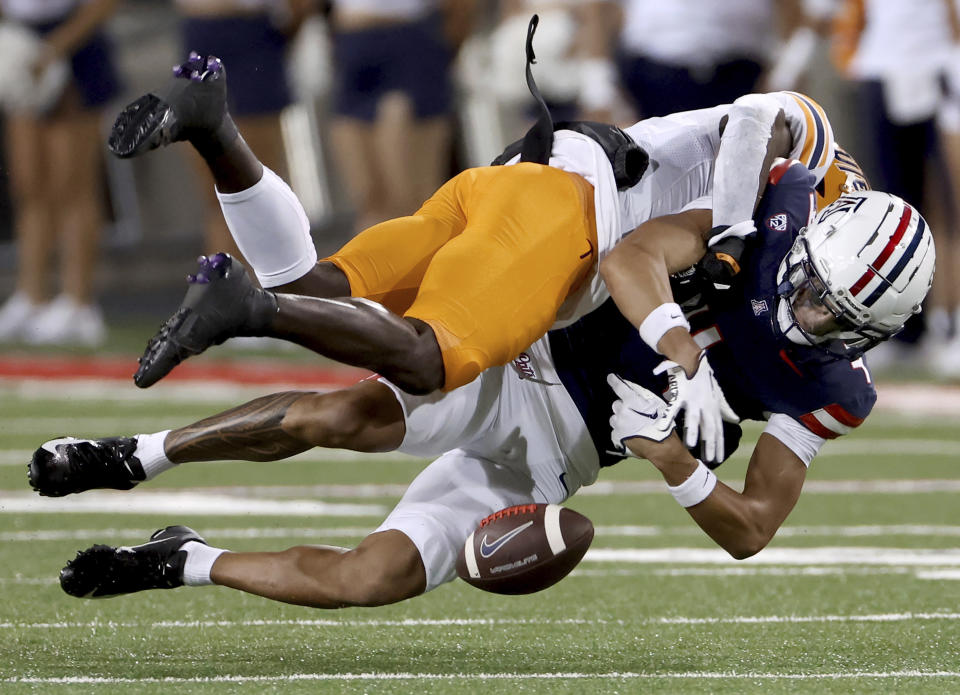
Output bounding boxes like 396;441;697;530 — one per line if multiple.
29;160;935;608
597;158;935;556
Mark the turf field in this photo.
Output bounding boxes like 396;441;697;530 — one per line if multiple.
0;375;959;694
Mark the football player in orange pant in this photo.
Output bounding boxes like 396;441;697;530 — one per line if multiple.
110;50;857;460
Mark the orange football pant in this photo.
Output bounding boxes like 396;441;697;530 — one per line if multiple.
324;163;597;390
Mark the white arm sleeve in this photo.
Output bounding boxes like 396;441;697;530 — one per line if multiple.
712;94;782;228
216;167;317;288
763;413;826;467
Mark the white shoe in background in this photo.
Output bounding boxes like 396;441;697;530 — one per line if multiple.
0;292;46;342
24;295;107;347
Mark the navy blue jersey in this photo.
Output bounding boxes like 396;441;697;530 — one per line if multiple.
548;160;877;466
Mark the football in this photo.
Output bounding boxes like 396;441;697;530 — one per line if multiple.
456;503;594;595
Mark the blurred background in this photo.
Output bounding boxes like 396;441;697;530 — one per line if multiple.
0;0;957;378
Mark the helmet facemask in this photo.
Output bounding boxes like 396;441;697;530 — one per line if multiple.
776;235;898;359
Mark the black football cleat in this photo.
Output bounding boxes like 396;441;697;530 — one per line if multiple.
29;436;146;497
60;526;205;598
108;52;237;158
134;253;278;388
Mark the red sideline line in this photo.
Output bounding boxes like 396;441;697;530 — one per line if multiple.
0;356;372;387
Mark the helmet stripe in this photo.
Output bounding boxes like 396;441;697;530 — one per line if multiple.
860;214;926;308
883;214;926;286
850;204;912;298
788;92;828;170
849;267;875;296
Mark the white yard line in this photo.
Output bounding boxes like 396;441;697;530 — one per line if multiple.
0;491;384;516
584;547;960;565
2;612;959;630
4;671;960;684
4;524;960;542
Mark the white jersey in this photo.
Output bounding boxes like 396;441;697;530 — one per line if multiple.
378;336;598;590
849;0;954;78
618;0;775;68
530;91;837;328
330;0;437;20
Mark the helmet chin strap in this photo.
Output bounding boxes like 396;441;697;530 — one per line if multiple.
776;297;816;346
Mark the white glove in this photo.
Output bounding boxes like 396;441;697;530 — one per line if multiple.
607;374;676;456
654;351;739;464
707;219;757;248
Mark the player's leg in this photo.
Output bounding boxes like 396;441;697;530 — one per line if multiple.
208;529;426;607
268;164;598;392
55;346;588;606
58;447;544;606
131;251;447;393
405;163;598;389
29;379;404;496
59;523;427;607
107;51;347;297
134;166;477;392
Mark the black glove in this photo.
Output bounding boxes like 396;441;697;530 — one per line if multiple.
697;221;756;291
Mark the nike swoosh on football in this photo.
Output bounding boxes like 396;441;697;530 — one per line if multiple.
479;520;535;559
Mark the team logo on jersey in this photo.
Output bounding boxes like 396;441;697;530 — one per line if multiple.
512;352;536;380
751;298;769;316
766;213;788;232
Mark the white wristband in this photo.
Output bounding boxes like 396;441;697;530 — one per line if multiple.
667;460;717;507
638;302;690;353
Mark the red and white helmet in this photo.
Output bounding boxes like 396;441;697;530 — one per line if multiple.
775;190;936;358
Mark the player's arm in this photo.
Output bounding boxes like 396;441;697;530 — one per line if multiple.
600;208;711;374
713;95;792;230
702;95;792;288
608;381;810;559
631;430;806;559
602;210;738;464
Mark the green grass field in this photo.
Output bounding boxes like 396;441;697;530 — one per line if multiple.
1;376;959;694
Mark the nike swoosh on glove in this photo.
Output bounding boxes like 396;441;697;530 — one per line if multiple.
654;351;739;464
607;374;676;456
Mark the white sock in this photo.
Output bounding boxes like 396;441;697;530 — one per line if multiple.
134;430;174;480
216;166;317;288
182;541;228;586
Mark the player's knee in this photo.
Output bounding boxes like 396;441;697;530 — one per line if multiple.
383;322;444;394
321;538;425;607
273;261;350;297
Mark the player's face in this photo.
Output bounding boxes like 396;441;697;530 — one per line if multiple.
791;283;842;337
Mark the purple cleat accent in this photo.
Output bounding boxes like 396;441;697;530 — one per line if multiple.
134;254;278;388
107;52;236;159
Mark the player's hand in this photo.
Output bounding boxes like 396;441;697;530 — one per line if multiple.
653;351;739;464
607;374;676;456
698;220;757;291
